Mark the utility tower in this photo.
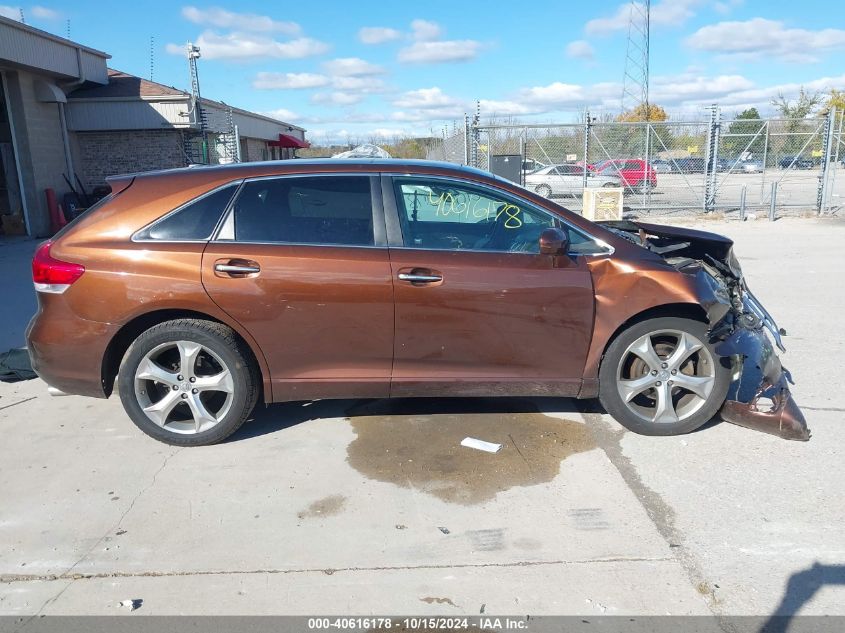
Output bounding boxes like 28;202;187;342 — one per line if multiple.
185;43;209;164
620;0;650;119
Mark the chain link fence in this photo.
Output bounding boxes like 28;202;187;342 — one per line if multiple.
428;108;844;218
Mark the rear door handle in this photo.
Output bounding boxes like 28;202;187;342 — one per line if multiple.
215;264;261;274
213;259;261;277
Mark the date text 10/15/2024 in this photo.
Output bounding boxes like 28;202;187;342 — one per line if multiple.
307;616;529;629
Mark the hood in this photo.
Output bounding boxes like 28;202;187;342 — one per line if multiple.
597;219;740;278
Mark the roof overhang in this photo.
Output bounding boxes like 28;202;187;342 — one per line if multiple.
268;133;310;149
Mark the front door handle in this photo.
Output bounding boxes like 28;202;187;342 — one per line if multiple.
397;268;443;285
398;272;442;283
213;259;261;277
215;264;261;274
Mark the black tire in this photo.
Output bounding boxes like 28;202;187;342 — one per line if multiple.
598;317;731;436
535;184;552;198
118;319;260;446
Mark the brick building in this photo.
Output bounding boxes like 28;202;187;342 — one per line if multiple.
67;69;308;189
0;16;307;238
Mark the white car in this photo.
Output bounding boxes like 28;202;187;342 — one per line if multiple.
524;164;622;198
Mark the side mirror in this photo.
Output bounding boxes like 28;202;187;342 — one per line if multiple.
539;227;569;256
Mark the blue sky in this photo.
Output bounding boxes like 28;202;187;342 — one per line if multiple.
3;0;845;142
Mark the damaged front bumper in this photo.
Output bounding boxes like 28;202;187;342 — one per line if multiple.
714;304;810;442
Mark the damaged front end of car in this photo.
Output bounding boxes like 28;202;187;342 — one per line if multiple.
600;220;810;441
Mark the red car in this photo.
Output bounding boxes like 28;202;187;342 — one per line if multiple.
592;159;657;192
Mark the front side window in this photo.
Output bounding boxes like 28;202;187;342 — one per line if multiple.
137;183;238;241
393;178;558;253
231;176;374;246
393;178;608;255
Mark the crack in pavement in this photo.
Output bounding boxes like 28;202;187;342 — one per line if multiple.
0;555;674;585
0;397;37;412
23;447;184;622
577;406;732;631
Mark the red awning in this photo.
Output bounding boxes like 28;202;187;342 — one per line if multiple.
268;133;310;149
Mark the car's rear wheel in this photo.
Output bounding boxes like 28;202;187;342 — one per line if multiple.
534;184;552;198
598;317;730;436
118;319;259;446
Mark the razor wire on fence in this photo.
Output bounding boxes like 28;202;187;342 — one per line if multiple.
427;108;843;218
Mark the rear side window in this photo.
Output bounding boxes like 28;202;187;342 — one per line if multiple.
231;176;374;246
137;184;239;241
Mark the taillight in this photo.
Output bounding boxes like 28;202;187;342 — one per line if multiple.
32;241;85;293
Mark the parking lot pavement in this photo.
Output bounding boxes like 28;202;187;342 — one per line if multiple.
0;217;843;618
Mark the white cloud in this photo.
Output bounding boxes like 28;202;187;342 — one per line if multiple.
392;87;460;109
566;40;594;60
410;19;442;41
311;92;364;106
392;19;482;64
322;57;385;77
398;40;481;64
586;0;700;35
253;72;388;94
253;72;330;89
478;100;542;116
518;82;586;106
391;108;465;122
358;26;402;44
31;5;60;19
650;73;755;102
679;73;845;108
389;89;468;123
181;6;300;35
0;5;21;19
166;31;329;61
330;76;388;92
370;127;409;139
686;18;845;63
262;108;300;121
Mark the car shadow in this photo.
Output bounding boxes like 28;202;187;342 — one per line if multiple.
227;396;588;443
227;395;730;443
759;563;845;632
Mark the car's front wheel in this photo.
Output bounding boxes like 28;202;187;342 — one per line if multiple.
598;317;730;436
534;184;552;198
118;319;259;446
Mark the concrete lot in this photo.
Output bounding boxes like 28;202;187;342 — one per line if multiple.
0;218;843;619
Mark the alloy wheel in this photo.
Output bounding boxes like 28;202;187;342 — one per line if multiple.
616;329;715;425
134;340;235;434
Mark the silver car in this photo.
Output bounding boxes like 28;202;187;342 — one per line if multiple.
741;160;764;173
524;164;622;198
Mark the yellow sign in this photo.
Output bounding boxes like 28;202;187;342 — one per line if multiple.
479;144;488;151
687;145;699;154
811;150;823;157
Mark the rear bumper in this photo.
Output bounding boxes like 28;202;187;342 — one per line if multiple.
26;292;117;398
716;327;810;441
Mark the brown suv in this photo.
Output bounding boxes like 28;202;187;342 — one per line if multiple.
26;160;809;445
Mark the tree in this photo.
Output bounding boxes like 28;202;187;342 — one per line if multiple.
722;107;766;157
616;103;669;122
818;88;845;117
771;87;822;119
